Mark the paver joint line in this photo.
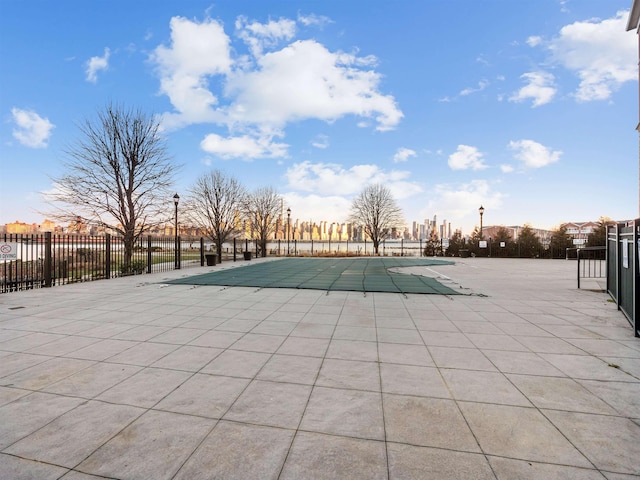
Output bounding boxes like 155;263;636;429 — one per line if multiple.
1;258;638;479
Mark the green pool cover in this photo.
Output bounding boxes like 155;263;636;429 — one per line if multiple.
167;257;459;295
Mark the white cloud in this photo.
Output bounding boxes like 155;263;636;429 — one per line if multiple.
150;16;403;158
225;39;402;131
151;16;232;130
526;36;542;47
297;13;333;28
282;192;351;223
393;147;416;163
460;79;489;96
311;134;329;149
285;161;422;199
500;164;515;173
476;55;489;66
85;47;110;83
40;182;71;202
425;180;506;223
236;16;296;57
200;133;288;160
509;139;562;168
548;10;635;102
11;108;55;148
448;145;487;171
509;71;556;107
386;181;423;201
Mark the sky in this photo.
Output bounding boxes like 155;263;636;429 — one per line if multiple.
1;0;638;235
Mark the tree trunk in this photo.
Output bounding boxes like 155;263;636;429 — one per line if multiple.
123;233;134;274
216;238;223;263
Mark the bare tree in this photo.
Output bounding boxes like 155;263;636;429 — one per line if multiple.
186;170;247;263
348;183;404;255
242;187;282;257
47;103;177;272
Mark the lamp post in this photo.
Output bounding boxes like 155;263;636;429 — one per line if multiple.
478;205;485;239
286;207;291;255
173;193;180;269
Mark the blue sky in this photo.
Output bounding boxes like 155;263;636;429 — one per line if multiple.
1;0;637;235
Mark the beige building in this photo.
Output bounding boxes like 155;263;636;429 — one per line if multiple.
6;221;39;234
561;221;599;246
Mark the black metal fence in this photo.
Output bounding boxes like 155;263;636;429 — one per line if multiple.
243;238;570;259
3;231;619;295
575;246;606;289
607;219;639;337
1;233;204;293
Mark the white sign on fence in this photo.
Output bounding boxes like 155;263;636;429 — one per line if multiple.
622;239;629;269
0;242;18;260
479;241;487;248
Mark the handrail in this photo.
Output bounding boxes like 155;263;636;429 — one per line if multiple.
576;246;606;289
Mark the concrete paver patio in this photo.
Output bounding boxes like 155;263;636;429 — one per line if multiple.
0;257;638;479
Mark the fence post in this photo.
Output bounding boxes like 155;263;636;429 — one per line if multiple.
420;239;422;257
311;239;314;256
147;236;152;274
616;223;622;311
44;232;52;287
634;219;639;337
200;237;205;266
577;248;581;289
233;238;237;262
105;234;111;279
177;236;182;269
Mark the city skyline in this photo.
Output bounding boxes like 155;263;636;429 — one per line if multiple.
1;213;590;243
1;1;637;235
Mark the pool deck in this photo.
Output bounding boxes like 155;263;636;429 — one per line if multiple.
0;257;638;479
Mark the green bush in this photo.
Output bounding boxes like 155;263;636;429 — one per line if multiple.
120;260;147;276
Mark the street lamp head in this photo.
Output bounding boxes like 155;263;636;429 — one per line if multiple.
478;205;484;215
173;193;180;206
287;207;291;216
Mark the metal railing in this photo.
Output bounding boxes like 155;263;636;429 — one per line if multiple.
576;246;606;289
4;232;622;297
1;233;203;293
